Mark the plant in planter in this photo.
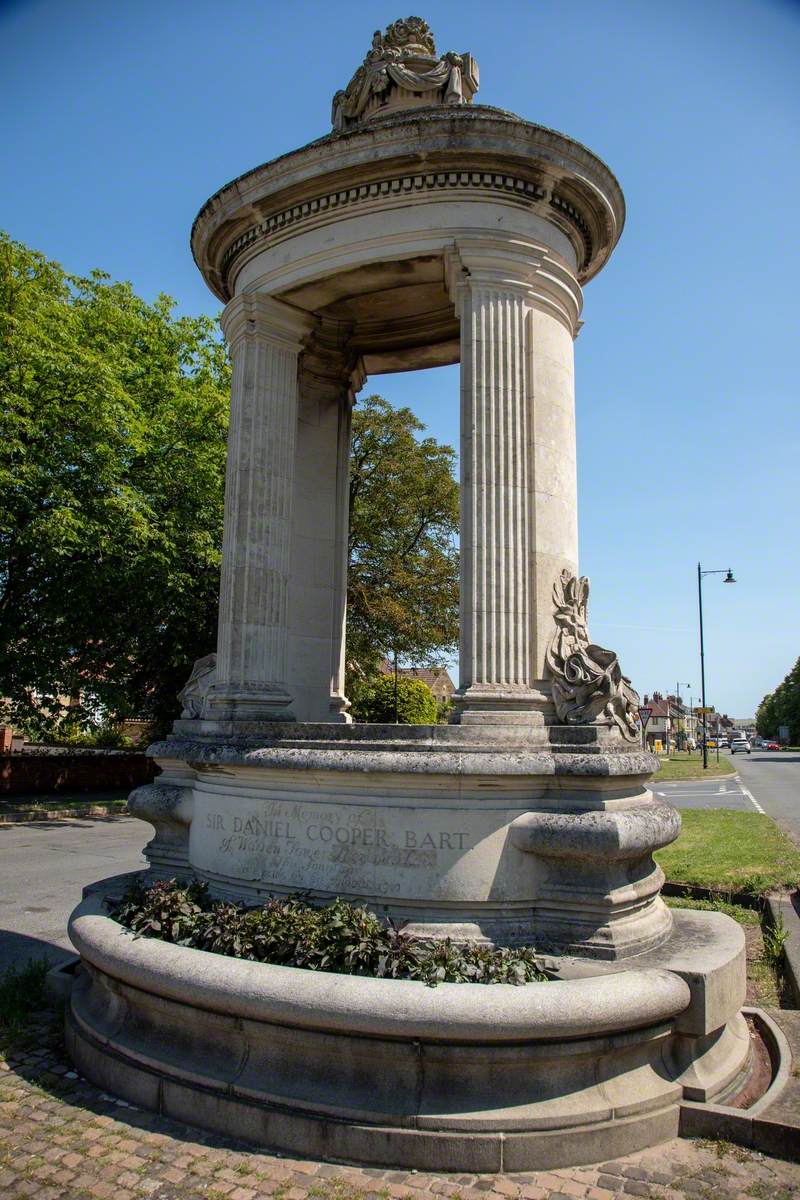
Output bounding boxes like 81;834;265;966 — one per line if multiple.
111;879;548;986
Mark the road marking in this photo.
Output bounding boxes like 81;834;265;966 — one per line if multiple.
736;778;765;814
655;789;738;797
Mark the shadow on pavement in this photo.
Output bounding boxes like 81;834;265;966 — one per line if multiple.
0;928;75;975
748;755;800;765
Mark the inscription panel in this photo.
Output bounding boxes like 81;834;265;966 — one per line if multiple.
189;792;524;902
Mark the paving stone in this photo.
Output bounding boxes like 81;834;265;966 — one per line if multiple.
621;1184;652;1198
1;1011;800;1200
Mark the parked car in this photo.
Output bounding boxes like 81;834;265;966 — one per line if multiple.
730;738;751;754
765;741;781;751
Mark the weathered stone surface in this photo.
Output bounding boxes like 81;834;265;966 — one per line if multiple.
131;726;670;954
554;909;747;1037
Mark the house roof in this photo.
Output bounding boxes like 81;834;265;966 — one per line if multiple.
378;661;455;692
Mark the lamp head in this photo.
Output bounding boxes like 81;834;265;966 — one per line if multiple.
724;570;736;584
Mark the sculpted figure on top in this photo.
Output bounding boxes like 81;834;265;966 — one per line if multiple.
331;16;479;132
546;570;641;742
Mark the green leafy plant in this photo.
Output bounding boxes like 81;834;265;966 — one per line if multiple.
350;673;438;724
762;915;788;967
0;959;49;1034
111;880;548;987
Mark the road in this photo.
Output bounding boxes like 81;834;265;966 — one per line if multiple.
654;750;800;843
0;814;147;973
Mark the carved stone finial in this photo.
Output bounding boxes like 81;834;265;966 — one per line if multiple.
331;17;479;132
545;571;640;742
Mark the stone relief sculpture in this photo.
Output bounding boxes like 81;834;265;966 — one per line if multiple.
545;570;640;741
177;653;216;719
331;16;479;131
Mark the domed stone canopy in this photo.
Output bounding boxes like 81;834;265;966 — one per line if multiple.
192;104;625;308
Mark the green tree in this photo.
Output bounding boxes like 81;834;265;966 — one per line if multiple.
350;674;439;724
756;692;777;739
347;395;459;681
0;232;229;737
0;236;460;739
756;656;800;743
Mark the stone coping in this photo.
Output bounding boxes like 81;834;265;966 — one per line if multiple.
167;719;651;749
151;736;657;779
69;893;690;1044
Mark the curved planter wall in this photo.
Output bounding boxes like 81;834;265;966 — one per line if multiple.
66;896;750;1172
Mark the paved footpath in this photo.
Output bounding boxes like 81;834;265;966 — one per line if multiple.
1;1013;799;1200
0;815;146;973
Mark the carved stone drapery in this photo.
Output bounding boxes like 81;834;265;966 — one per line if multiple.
332;17;478;131
177;654;216;719
545;570;640;741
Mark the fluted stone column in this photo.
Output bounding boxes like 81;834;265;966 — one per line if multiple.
206;293;315;721
447;239;582;723
288;321;363;722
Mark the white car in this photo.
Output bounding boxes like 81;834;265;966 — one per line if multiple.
730;738;751;754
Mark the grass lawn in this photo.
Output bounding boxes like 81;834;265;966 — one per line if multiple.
652;751;735;781
0;959;48;1042
656;808;800;894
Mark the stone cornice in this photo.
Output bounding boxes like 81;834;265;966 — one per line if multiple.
192;106;625;302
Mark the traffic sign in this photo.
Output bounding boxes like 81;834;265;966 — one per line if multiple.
694;706;715;714
638;706;653;727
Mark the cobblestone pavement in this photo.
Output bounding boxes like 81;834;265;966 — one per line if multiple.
1;1014;799;1200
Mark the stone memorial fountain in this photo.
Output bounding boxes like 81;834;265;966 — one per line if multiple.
67;17;749;1172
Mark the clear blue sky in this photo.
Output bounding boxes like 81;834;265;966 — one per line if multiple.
2;0;798;717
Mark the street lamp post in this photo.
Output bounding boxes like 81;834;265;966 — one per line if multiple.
697;564;736;770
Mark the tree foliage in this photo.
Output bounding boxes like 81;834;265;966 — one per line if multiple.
349;673;439;724
347;395;459;679
0;232;229;736
756;657;800;742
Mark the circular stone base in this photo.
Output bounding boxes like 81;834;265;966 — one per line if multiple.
66;895;751;1172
